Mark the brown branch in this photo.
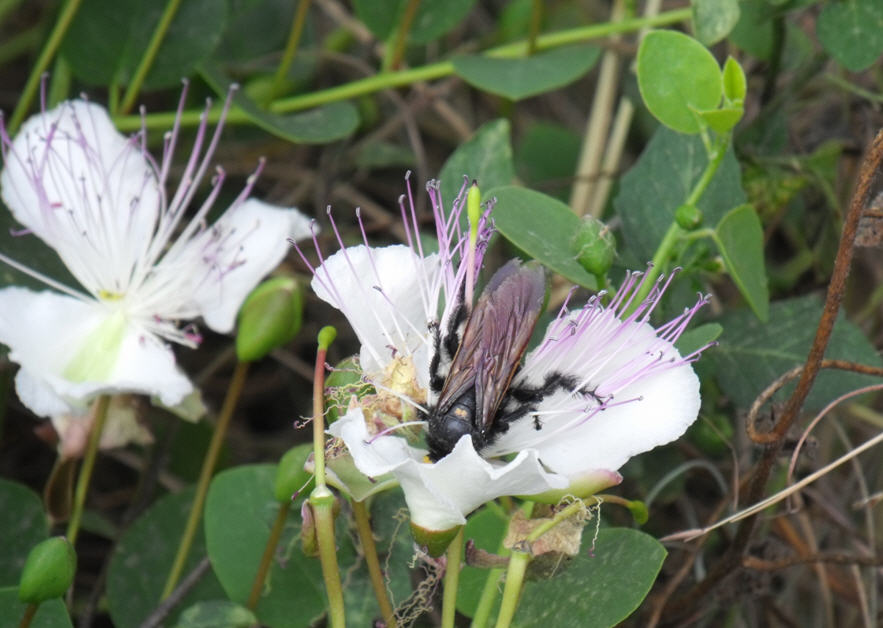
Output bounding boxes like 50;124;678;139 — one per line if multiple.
662;127;883;621
743;552;883;571
746;359;883;443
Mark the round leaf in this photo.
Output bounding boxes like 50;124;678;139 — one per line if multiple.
817;0;883;72
637;31;722;134
488;186;598;290
0;588;72;628
515;528;666;627
453;46;600;101
0;479;49;587
107;489;226;627
692;0;740;45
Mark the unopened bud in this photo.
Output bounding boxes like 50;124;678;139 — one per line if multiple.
18;537;76;603
274;444;314;503
675;204;703;230
236;277;303;362
572;217;615;276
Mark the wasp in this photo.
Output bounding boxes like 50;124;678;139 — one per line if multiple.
423;259;579;461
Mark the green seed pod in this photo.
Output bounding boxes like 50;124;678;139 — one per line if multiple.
572;217;616;277
236;277;303;362
675;204;703;230
274;444;315;503
18;537;76;603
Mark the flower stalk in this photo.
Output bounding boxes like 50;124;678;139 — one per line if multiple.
161;360;250;599
308;326;345;628
267;0;313;102
441;527;465;628
65;394;111;546
352;500;397;627
494;549;530;628
247;500;292;610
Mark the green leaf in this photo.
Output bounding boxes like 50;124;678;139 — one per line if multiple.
438;119;515;218
488;186;598;290
61;0;226;89
353;0;477;44
107;489;226;628
516;122;582;201
0;588;72;628
453;45;600;101
817;0;883;72
0;479;49;587
457;507;507;618
613;126;746;266
708;295;883;411
728;0;774;60
712;205;769;321
174;600;257;628
722;57;747;102
205;465;347;627
199;65;359;144
515;528;666;627
691;0;740;45
675;322;723;356
695;106;743;134
637;31;722;134
213;0;299;63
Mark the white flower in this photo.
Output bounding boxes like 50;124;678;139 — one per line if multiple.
300;175;708;532
0;94;312;418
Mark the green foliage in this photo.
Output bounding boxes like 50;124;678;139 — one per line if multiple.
61;0;226;89
0;588;72;628
614;127;746;265
817;0;883;71
708;295;883;410
515;528;666;627
488;186;598;289
712;204;769;321
453;45;600;100
691;0;741;45
0;479;49;587
353;0;478;44
107;490;226;627
637;31;722;134
174;600;257;628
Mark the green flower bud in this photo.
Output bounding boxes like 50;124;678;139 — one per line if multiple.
675;204;703;230
317;326;337;352
572;217;615;277
236;277;303;362
274;444;315;502
18;537;76;603
410;523;463;558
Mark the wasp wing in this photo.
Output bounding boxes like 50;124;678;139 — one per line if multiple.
436;260;546;437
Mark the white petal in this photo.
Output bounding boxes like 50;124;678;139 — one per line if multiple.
330;409;567;531
1;101;161;293
154;198;310;333
312;245;438;381
0;287;192;416
493;319;701;477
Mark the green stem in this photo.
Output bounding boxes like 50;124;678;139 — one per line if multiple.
0;0;23;25
441;527;465;628
268;0;313;102
628;133;731;311
247;500;291;610
352;500;396;627
161;360;250;599
17;603;37;628
8;0;85;133
118;0;182;115
66;394;111;546
527;0;543;55
308;327;344;627
494;550;529;628
311;488;345;627
112;9;692;132
471;567;505;628
383;0;420;71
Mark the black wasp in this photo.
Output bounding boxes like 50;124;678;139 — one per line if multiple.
423;259;578;461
